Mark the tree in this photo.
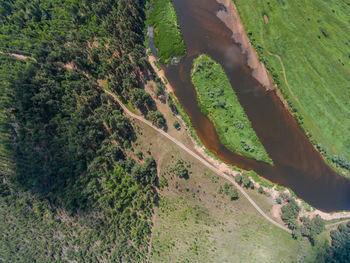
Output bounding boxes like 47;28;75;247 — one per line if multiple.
130;89;153;111
258;186;264;194
242;173;251;188
279;192;290;202
235;174;242;184
173;120;180;130
326;222;350;262
173;160;188;179
292;226;302;240
229;189;239;200
147;110;166;127
281;198;300;229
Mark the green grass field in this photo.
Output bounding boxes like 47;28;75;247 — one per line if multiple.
147;0;186;63
130;85;330;263
140;132;325;263
191;54;272;164
234;0;350;177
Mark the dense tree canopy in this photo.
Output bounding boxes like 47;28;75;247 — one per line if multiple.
0;0;160;261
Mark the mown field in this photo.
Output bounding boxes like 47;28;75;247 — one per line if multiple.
234;0;350;177
147;0;186;63
191;54;272;164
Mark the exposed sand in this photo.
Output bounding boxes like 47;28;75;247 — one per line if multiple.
148;55;173;93
0;51;36;62
216;0;275;90
263;14;269;24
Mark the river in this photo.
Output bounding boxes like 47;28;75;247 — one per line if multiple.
163;0;350;212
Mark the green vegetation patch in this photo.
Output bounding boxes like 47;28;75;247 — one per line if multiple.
147;0;186;63
235;0;350;177
249;170;274;188
191;54;272;164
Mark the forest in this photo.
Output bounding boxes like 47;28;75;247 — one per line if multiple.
1;0;350;262
0;0;160;261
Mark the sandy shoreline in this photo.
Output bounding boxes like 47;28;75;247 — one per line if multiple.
148;52;350;223
214;0;350;220
216;0;274;90
147;0;350;221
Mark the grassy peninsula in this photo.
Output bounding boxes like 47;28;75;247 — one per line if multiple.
147;0;186;63
191;54;272;164
234;0;350;177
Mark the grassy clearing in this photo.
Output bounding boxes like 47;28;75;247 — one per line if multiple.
147;0;186;63
191;54;272;164
249;170;274;188
128;88;333;262
235;0;350;177
133;122;324;262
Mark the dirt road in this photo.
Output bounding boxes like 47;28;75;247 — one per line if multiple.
102;87;292;233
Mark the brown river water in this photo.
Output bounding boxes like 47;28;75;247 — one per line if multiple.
163;0;350;212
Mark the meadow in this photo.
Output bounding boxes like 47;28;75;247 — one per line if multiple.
147;0;186;63
234;0;350;177
136;121;326;263
191;54;272;164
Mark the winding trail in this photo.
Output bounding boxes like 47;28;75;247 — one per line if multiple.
102;87;292;233
0;51;36;62
5;50;347;233
249;6;299;104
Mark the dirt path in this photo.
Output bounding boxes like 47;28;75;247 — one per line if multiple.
0;51;36;62
6;50;347;233
102;87;292;233
148;56;174;93
146;206;157;262
251;10;299;105
326;219;350;229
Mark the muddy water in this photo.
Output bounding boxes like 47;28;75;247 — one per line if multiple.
165;0;350;211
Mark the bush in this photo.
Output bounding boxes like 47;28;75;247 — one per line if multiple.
275;197;282;204
242;174;251;188
242;173;254;189
279;192;290;202
173;120;180;130
258;186;264;194
147;110;166;127
229;189;239;200
235;174;242;184
173;160;189;179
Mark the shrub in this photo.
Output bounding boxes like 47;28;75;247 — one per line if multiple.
242;174;251;188
147;110;166;127
229;189;239;200
235;174;242;184
173;120;180;130
173;160;189;179
258;186;264;194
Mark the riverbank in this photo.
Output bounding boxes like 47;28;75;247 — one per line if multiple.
215;0;350;219
231;0;350;178
146;0;185;63
216;0;274;90
147;53;350;223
